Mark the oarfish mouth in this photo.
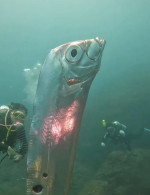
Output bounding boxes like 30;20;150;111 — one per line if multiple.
66;78;81;86
66;65;100;86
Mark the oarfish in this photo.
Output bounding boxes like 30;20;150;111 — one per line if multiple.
27;38;106;195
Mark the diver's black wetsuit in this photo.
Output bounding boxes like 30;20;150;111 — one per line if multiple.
0;109;28;156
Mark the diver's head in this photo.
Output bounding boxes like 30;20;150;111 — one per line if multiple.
10;102;27;123
106;122;116;134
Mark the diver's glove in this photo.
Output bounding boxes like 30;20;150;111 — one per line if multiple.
7;146;17;159
7;146;23;162
13;154;23;162
119;130;125;136
101;142;106;147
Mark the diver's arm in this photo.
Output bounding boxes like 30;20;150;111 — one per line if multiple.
101;132;108;147
0;143;20;161
0;109;9;152
0;109;23;161
8;125;28;162
0;142;22;161
113;121;127;130
15;125;28;157
0;136;20;160
113;121;127;136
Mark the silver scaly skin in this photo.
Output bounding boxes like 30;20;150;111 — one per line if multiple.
27;38;106;195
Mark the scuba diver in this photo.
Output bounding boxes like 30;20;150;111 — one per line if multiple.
101;120;150;151
101;120;132;150
0;102;28;163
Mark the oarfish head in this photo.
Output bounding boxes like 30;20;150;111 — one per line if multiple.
52;37;106;95
35;37;105;115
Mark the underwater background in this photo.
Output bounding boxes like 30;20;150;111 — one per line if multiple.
0;0;150;194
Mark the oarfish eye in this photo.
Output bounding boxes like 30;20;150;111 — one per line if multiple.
71;49;77;57
65;45;83;63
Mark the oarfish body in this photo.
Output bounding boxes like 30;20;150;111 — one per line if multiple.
27;38;105;195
